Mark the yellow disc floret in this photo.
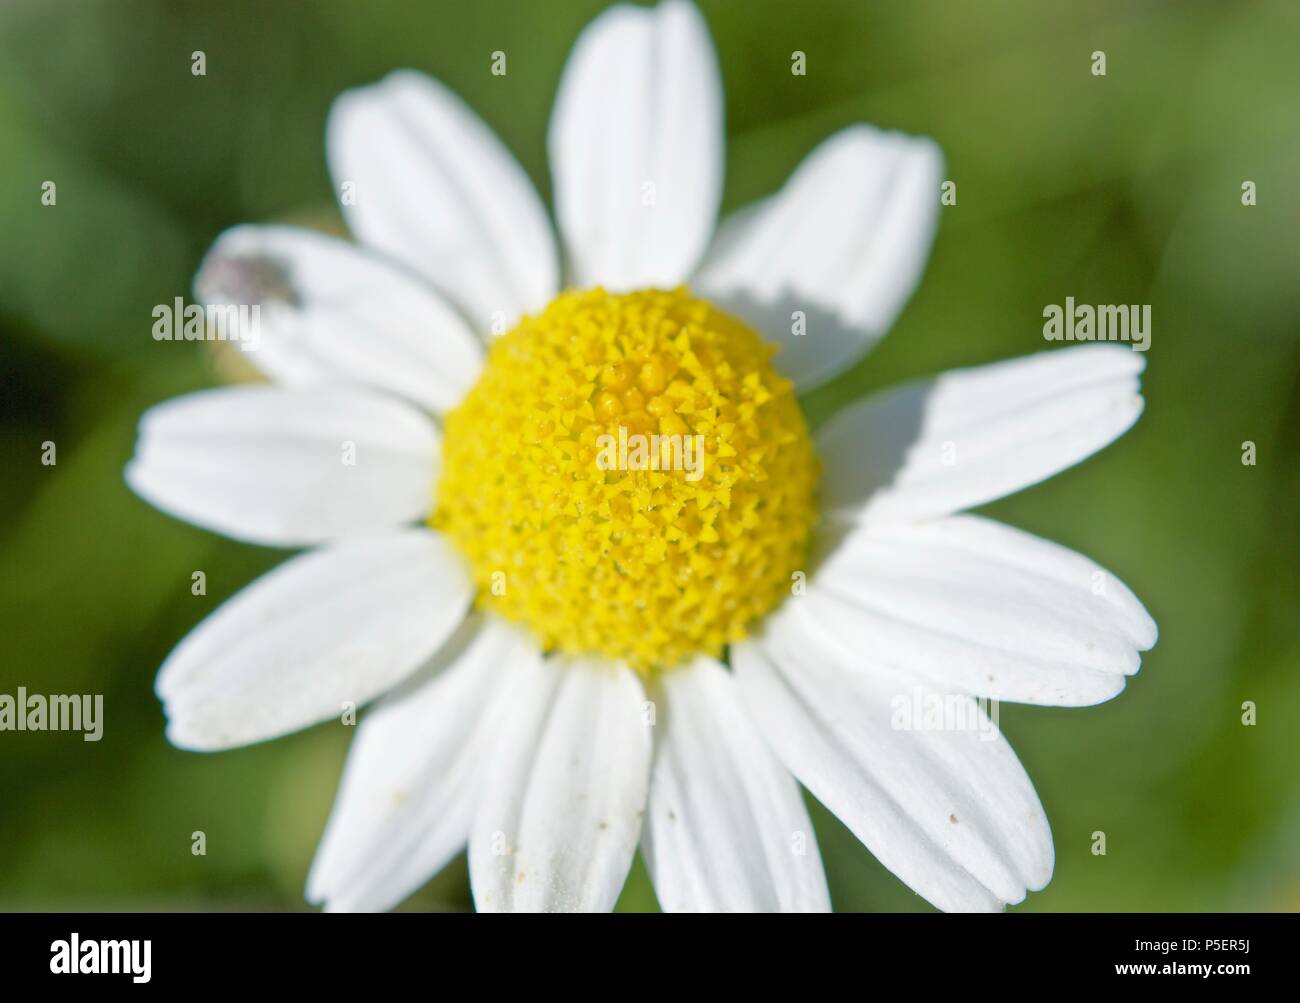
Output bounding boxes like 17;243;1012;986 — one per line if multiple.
433;287;818;674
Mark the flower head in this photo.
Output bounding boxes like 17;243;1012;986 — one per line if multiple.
128;0;1155;913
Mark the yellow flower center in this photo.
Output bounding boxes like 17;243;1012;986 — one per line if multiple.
433;287;818;674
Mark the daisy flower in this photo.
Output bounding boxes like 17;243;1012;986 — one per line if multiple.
127;0;1156;913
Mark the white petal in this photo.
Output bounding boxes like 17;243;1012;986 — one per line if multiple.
469;658;652;912
158;529;472;751
549;0;723;290
804;515;1156;706
328;70;558;332
308;617;541;912
642;658;830;912
735;613;1054;913
818;345;1145;525
126;385;438;547
696;125;942;391
194;225;482;413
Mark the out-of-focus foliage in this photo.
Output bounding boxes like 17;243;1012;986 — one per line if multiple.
0;0;1296;912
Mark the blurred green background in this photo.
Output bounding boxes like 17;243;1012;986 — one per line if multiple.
1;0;1296;912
